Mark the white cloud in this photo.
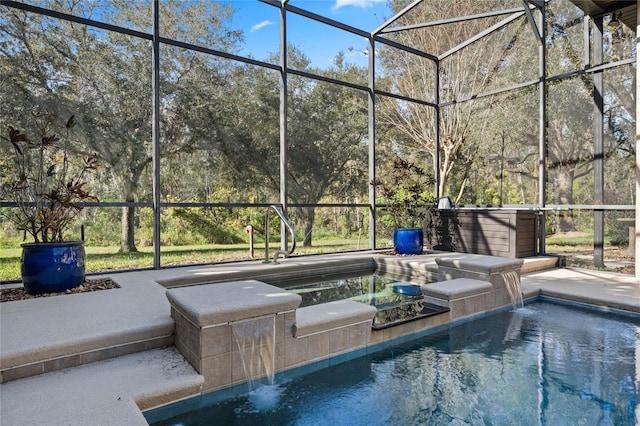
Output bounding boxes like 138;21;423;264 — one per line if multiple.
251;20;274;33
333;0;384;10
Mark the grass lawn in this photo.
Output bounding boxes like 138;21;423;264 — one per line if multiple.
545;233;634;274
0;238;375;282
1;234;633;282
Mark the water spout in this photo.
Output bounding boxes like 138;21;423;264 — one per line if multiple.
503;270;524;310
231;316;276;390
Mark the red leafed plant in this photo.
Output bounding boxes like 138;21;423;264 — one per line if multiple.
1;114;99;243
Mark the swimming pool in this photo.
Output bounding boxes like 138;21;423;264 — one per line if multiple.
146;300;640;425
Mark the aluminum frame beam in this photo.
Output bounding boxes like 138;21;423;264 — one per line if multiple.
379;7;532;34
439;11;526;60
279;1;289;251
593;16;605;267
152;1;161;269
523;0;543;44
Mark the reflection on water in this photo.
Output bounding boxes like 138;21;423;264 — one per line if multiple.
149;301;640;426
283;273;446;328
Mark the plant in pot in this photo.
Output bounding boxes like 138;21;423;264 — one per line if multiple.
370;157;435;255
1;114;99;295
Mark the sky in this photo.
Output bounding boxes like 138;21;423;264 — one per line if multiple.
229;0;393;68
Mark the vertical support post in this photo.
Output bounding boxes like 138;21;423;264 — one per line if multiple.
523;2;545;247
434;60;441;200
593;16;605;268
152;0;161;269
499;131;506;206
368;35;376;250
636;3;640;280
537;5;546;255
584;15;591;68
264;212;270;263
279;1;289;251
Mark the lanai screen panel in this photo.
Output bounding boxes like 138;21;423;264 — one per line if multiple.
286;76;369;206
286;12;370;77
603;64;636;206
159;48;280;204
160;1;279;65
1;6;153;204
441;89;540;207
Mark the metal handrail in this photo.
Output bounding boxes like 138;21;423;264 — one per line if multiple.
264;205;296;263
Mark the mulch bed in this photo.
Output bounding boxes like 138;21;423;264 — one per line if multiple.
1;278;119;303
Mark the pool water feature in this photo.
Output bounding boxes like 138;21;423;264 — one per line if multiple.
146;300;640;425
503;269;523;310
281;273;448;329
230;316;276;391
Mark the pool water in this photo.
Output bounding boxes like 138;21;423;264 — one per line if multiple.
284;273;425;307
147;301;640;425
282;273;447;329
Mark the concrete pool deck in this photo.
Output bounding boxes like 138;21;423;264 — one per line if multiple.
1;253;639;425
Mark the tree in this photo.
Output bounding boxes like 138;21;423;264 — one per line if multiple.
218;48;369;246
377;0;535;201
544;3;636;231
1;1;243;251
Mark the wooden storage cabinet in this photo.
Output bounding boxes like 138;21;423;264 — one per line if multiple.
426;209;537;258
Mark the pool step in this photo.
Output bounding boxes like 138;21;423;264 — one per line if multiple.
422;278;494;320
0;278;174;384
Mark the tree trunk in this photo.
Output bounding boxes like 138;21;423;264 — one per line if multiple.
555;166;575;232
118;178;140;253
119;204;138;253
302;207;314;247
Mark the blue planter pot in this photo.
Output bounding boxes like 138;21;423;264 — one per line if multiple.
21;241;86;295
393;228;424;255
